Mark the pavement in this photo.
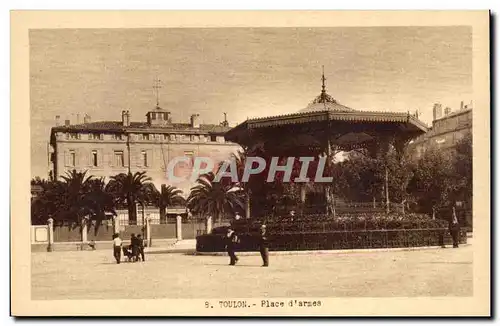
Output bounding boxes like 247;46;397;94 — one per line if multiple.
31;239;473;300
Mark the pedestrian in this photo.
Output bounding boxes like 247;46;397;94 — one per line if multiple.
225;227;239;266
259;224;269;267
137;234;145;262
449;206;460;248
112;233;122;264
130;233;139;262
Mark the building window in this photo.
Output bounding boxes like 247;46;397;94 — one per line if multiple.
142;133;149;141
112;134;123;141
141;151;148;167
114;151;124;167
210;135;217;142
92;150;98;167
69;133;79;140
151;112;156;120
69;150;76;167
163;134;169;141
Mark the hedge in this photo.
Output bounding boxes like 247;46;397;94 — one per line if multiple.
196;213;467;252
196;229;467;252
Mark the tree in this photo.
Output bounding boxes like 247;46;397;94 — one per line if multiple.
453;132;472;205
386;151;415;213
159;185;185;222
84;178;116;226
31;177;66;224
58;169;95;224
187;171;244;223
107;171;153;224
408;149;456;214
333;152;383;203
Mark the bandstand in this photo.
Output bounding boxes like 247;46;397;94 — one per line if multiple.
225;71;429;217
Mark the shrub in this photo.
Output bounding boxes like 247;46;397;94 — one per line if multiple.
196;212;464;252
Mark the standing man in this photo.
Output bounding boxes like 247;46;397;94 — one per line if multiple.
449;206;460;248
112;233;123;264
137;234;145;262
259;224;269;267
225;227;239;266
130;233;139;262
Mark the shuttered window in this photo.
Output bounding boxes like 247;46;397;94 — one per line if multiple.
141;151;148;167
92;150;98;167
69;150;76;167
114;151;124;167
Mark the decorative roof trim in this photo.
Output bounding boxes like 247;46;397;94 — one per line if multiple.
243;110;428;132
51;121;231;135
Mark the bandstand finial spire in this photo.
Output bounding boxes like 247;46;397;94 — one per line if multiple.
321;65;327;107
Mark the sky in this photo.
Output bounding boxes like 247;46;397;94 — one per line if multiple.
30;27;472;178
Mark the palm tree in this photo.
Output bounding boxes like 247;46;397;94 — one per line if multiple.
59;169;95;224
84;178;116;227
187;171;244;225
31;177;66;225
107;171;153;224
159;185;185;223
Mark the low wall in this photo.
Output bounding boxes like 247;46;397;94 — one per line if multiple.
54;225;82;242
39;219;230;244
196;229;468;252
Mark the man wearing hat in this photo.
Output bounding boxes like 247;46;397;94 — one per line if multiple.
259;224;269;267
225;226;239;266
449;206;460;248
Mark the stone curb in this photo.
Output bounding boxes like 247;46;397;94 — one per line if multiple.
191;243;471;256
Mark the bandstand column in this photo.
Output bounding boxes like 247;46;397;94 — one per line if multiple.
374;135;393;214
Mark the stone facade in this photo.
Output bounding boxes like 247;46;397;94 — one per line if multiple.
409;103;472;159
49;107;241;194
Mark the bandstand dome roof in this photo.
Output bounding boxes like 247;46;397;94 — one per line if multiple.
299;89;355;114
224;69;429;150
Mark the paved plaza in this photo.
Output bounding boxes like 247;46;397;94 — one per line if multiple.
31;244;473;300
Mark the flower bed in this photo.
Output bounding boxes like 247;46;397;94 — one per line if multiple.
196;213;467;252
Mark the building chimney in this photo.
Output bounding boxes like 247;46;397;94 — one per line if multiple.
64;119;70;126
55;115;61;126
190;114;200;128
83;114;91;124
122;110;130;127
432;103;442;121
460;101;464;110
444;107;451;116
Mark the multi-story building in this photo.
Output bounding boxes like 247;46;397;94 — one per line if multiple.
49;106;241;194
409;101;472;159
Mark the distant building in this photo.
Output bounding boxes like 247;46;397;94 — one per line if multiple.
409;101;472;159
49;106;240;193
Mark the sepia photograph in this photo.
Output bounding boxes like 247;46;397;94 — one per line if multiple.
11;10;490;316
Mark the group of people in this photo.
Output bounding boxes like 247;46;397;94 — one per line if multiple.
225;224;269;267
112;233;145;264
